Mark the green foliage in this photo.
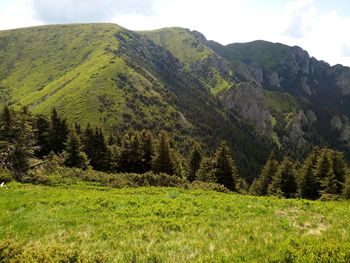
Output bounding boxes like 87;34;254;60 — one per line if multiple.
268;157;297;198
49;108;69;154
250;152;279;196
1;183;350;261
0;168;13;182
152;131;175;175
343;175;350;199
187;144;202;182
212;141;238;190
64;130;89;169
34;115;51;158
298;148;320;200
189;180;229;193
195;157;216;182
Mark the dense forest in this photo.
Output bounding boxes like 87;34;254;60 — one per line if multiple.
0;106;349;201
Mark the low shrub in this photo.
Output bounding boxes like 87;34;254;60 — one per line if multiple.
0;168;13;183
343;176;350;200
0;239;108;262
273;238;350;262
189;180;230;193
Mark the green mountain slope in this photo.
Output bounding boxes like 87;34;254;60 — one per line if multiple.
141;28;233;94
0;24;272;179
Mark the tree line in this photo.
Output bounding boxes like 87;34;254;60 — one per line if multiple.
0;106;349;200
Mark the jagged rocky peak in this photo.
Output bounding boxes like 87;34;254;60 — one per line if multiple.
191;30;208;44
217;83;272;133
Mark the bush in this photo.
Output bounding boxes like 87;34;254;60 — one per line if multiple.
0;239;108;262
108;172;187;188
273;238;350;262
0;168;13;183
189;180;230;193
343;176;350;200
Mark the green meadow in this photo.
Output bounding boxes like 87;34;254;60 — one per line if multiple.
1;182;350;262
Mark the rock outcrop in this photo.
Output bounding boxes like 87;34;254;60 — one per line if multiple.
218;83;271;133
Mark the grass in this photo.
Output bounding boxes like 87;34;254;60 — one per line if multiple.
1;182;350;262
263;90;301;113
141;27;213;67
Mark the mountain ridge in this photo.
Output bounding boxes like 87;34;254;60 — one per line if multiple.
0;23;349;178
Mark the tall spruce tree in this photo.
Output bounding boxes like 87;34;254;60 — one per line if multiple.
250;152;279;196
64;130;89;169
49;108;68;154
9;107;35;175
212;141;238;191
330;150;347;194
34;115;51;158
268;157;297;198
152;131;174;175
188;144;202;182
195;157;216;182
139;130;154;173
298;149;320;200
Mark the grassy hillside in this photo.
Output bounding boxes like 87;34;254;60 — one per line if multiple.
140;27;213;67
0;24;273;179
142;28;233;94
1;182;350;262
0;24;180;129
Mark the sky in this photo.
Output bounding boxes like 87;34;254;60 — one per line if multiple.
1;0;350;66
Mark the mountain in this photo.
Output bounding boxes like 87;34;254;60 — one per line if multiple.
0;23;349;178
142;28;350;158
0;23;272;180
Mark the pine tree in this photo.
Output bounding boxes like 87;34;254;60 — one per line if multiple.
250;152;279;196
91;128;110;171
34;115;51;158
8;107;35;175
118;131;142;173
342;173;350;200
212;141;238;191
268;157;297;198
139;130;154;173
49;108;68;154
314;149;333;194
64;130;89;169
188;144;202;182
0;105;14;144
298;149;320;200
195;157;215;182
152;131;174;175
330;150;347;194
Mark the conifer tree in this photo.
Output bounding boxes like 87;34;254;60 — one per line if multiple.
64;130;89;169
268;157;297;198
188;144;202;182
314;149;333;193
9;107;35;175
49;108;68;154
343;174;350;200
34;115;51;158
330;150;347;194
195;157;215;182
91;128;110;171
212;141;238;190
139;130;154;173
152;131;174;175
118;131;142;173
0;105;14;144
250;152;279;196
298;149;320;200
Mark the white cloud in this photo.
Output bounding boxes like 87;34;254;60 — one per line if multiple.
283;0;316;38
31;0;155;24
0;0;43;30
